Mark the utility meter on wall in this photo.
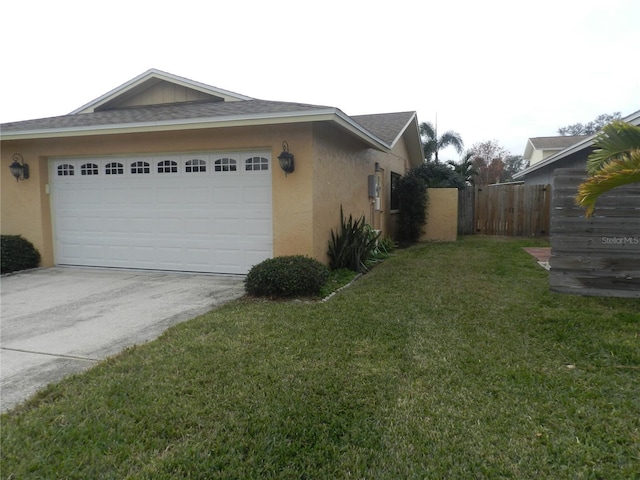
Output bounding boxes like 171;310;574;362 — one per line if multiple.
368;175;381;210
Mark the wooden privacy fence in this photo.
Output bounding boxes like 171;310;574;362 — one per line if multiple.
458;184;551;237
457;187;475;235
550;168;640;298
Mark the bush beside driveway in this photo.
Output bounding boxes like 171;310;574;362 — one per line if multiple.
2;238;639;478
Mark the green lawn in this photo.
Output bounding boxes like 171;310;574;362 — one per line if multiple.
2;237;639;479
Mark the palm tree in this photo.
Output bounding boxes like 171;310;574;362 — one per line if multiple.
448;151;478;186
576;121;640;217
419;121;464;162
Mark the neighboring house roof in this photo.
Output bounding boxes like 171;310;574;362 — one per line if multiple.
1;68;423;166
529;135;588;149
523;135;588;160
514;108;640;180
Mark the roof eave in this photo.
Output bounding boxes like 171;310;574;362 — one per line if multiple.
394;113;423;167
332;110;390;151
523;139;534;159
1;109;392;151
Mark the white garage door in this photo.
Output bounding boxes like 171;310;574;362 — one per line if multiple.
50;152;273;274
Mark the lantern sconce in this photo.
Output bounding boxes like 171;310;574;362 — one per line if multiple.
277;141;294;175
9;154;29;182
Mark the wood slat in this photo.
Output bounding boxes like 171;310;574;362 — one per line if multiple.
550;168;640;298
470;184;550;237
457;187;475;235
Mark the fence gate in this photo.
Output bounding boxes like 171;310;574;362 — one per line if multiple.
458;184;551;237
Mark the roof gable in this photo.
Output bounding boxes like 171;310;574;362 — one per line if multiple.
72;68;253;114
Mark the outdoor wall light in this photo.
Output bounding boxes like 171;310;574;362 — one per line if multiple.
9;154;29;182
277;141;294;175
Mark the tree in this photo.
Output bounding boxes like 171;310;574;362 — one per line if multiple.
420;121;464;162
448;152;478;186
468;140;510;185
575;120;640;217
396;167;429;244
503;155;528;182
415;160;466;189
557;112;621;136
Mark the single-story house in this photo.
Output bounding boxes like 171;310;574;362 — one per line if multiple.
1;69;423;274
514;108;640;185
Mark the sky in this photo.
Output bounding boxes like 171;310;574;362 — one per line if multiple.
2;0;638;161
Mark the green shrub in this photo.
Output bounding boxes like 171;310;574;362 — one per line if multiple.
245;255;329;298
377;236;397;254
327;207;380;273
1;235;41;274
396;169;429;244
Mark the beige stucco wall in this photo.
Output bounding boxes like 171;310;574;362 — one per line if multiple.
1;124;314;267
311;123;409;263
1;148;55;265
1;122;412;269
420;188;458;242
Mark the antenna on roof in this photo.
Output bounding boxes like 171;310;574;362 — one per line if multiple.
435;112;438;162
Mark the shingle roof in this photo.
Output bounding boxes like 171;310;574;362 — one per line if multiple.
529;135;588;150
0;66;423;165
351;112;416;146
1;99;421;160
0;99;334;133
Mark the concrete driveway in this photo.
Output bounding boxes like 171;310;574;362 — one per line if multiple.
1;267;245;412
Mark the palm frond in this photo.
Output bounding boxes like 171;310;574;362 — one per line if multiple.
576;149;640;216
587;121;640;174
419;122;436;141
438;131;464;155
423;139;437;161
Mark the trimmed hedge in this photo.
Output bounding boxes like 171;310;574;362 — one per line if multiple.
1;235;41;274
245;255;330;298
